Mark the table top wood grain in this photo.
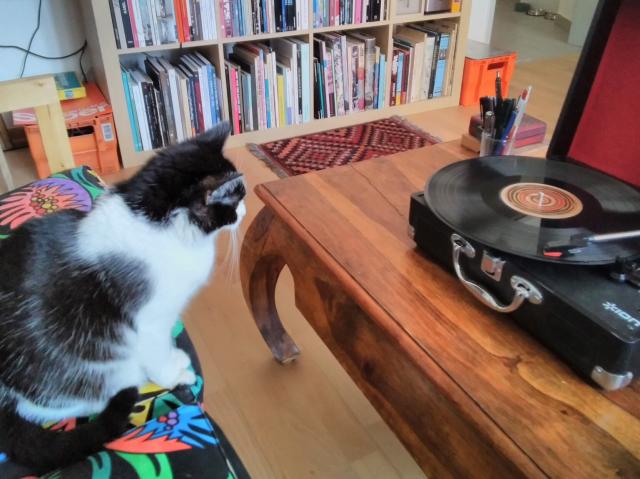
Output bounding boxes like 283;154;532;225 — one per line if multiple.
252;141;640;478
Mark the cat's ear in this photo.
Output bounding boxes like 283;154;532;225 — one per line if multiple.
205;172;245;206
195;122;231;152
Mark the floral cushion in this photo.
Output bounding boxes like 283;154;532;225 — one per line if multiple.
0;167;249;479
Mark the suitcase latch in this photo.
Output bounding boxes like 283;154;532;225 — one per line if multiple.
481;251;505;282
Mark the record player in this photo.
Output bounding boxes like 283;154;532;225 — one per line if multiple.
409;0;640;390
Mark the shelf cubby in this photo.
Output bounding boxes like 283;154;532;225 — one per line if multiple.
80;0;469;166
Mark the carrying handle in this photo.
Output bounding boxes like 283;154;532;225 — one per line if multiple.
451;234;543;313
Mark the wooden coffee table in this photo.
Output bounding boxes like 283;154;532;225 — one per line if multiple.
240;141;640;478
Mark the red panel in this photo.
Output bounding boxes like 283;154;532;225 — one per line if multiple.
568;0;640;187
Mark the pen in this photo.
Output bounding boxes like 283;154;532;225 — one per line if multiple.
496;71;502;108
483;111;495;138
508;86;533;140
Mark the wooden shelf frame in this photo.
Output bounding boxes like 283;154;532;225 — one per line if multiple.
81;0;469;168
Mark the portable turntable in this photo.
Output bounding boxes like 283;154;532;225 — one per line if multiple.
409;0;640;390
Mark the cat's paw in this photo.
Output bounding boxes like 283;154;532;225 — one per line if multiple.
177;368;197;386
171;348;191;370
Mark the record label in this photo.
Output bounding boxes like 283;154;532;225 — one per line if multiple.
500;182;583;219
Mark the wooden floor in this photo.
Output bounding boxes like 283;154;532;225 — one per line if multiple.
109;53;578;479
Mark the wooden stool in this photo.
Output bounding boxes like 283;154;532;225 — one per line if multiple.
0;75;74;190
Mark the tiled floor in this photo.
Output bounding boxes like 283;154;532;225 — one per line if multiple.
491;0;582;63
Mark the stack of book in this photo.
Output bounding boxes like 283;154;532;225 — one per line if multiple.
121;52;224;151
224;39;311;134
216;0;307;37
390;20;458;106
313;0;386;27
173;0;219;40
109;0;179;49
313;32;386;119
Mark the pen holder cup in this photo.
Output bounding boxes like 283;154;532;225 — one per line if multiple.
480;131;516;156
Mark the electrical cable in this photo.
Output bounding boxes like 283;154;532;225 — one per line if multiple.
0;0;87;81
19;0;43;78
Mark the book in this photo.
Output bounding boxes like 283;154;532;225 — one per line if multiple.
349;32;375;110
121;66;142;151
145;57;175;145
377;53;386;108
291;38;311;122
119;0;136;48
128;69;153;150
54;71;86;100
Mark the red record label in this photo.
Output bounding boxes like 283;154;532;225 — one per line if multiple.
500;182;583;219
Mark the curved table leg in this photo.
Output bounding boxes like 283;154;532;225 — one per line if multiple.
240;208;301;364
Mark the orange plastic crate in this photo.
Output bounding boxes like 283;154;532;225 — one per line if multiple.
460;41;517;107
14;83;121;179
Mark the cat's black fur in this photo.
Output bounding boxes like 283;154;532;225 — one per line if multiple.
0;123;244;474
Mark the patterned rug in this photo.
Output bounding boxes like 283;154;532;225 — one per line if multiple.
248;116;441;177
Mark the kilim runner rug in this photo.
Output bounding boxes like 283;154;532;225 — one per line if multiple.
248;116;441;177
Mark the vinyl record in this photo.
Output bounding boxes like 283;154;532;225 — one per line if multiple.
426;156;640;264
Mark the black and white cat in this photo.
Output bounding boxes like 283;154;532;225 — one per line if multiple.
0;124;246;472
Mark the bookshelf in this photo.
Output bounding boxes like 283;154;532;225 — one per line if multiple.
80;0;470;168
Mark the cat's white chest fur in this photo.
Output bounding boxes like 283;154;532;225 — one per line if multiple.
77;194;218;394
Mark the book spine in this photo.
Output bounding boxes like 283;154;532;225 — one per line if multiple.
390;50;398;106
428;33;440;98
237;67;245;130
355;0;361;23
401;48;410;104
275;0;283;32
141;82;159;147
252;0;261;33
356;43;365;111
317;60;325;117
167;69;185;142
332;43;345;116
377;54;385;108
160;73;178;144
313;59;320;118
206;65;218;123
121;69;141;150
340;36;349;113
120;0;136;48
131;80;152;150
432;33;449;97
285;0;295;30
325;50;335;117
187;75;199;134
277;73;285;125
139;0;154;46
295;46;302;123
395;51;404;105
192;72;205;133
372;49;379;110
363;38;375;110
349;45;358;111
109;1;122;49
131;0;146;47
371;0;380;21
233;67;243;132
300;43;310;122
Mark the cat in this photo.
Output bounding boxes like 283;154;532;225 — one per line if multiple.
0;123;246;473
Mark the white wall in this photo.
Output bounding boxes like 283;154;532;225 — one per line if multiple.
568;0;598;46
530;0;559;11
558;0;576;20
0;0;88;82
468;0;497;44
